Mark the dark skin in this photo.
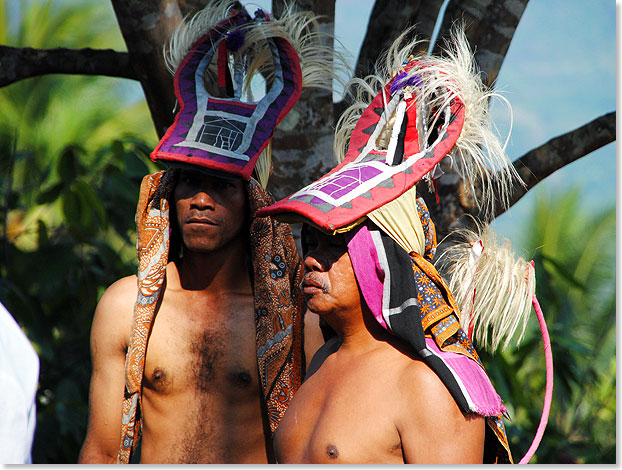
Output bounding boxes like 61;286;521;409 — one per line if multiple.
78;170;324;463
273;227;485;464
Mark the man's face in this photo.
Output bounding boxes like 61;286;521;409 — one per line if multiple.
173;169;247;254
301;227;362;318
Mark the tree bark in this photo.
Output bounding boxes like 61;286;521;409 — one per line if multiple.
422;111;616;239
109;0;184;138
268;0;337;200
435;0;529;87
0;46;134;87
332;0;445;118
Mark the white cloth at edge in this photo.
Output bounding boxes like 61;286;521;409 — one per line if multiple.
0;301;39;464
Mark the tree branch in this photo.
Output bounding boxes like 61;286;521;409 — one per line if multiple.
503;111;616;214
0;45;134;87
353;0;445;79
333;0;444;122
435;0;529;87
419;111;616;239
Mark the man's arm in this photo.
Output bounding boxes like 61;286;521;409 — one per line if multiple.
78;276;136;463
395;361;486;464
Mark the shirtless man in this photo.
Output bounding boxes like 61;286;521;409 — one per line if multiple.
273;228;485;464
78;169;314;463
258;26;519;463
77;2;339;463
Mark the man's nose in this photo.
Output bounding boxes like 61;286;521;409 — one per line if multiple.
189;187;216;209
303;252;324;272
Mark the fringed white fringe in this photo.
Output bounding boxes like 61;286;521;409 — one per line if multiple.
436;224;536;353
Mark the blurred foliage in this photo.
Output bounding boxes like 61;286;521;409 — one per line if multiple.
0;0;615;465
0;0;159;463
480;188;616;464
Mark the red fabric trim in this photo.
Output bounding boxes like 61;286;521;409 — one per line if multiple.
218;40;228;88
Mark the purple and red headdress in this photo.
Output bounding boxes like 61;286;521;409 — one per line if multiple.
150;2;348;185
256;27;521;227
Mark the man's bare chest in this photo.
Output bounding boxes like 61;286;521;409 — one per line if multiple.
273;364;403;463
142;293;259;397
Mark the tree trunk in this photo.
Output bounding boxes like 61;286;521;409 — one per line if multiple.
110;0;183;138
268;0;337;200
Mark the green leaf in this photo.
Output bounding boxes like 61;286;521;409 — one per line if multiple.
36;181;64;204
56;145;84;183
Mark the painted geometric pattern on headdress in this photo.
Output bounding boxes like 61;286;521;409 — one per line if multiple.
247;179;305;432
256;73;465;231
151;13;302;180
118;170;172;463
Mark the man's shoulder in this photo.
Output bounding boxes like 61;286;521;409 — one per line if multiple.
394;355;461;415
392;352;486;463
93;275;138;324
399;354;445;386
101;275;138;303
392;353;479;434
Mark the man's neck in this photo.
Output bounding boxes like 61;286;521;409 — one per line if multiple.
325;306;394;353
176;239;250;293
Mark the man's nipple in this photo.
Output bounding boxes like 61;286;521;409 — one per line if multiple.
152;367;166;383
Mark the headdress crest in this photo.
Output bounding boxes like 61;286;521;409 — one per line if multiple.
151;1;348;185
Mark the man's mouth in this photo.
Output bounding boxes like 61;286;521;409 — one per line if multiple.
186;216;219;225
302;274;328;294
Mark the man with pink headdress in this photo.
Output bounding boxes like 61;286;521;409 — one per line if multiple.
259;27;538;464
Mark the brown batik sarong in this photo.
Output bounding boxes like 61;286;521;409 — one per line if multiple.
117;170;305;463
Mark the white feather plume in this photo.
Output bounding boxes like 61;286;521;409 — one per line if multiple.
163;0;349;94
436;224;536;353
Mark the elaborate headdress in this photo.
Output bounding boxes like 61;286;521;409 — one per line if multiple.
257;26;520;228
151;0;348;186
259;26;552;464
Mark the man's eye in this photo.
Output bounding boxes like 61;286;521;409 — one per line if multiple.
181;174;199;186
215;181;234;189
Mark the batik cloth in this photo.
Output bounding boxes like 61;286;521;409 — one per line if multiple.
117;170;305;463
345;197;512;464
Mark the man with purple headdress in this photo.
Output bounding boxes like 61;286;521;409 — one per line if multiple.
259;27;538;464
78;1;347;464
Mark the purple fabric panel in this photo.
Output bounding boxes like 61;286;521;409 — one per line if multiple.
345;225;387;329
309;196;328;205
424;337;506;416
305;164;383;200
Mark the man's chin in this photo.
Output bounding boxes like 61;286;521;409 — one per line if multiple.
182;242;222;254
304;298;329;317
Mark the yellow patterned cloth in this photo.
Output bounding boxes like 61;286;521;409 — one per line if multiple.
116;170;305;463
